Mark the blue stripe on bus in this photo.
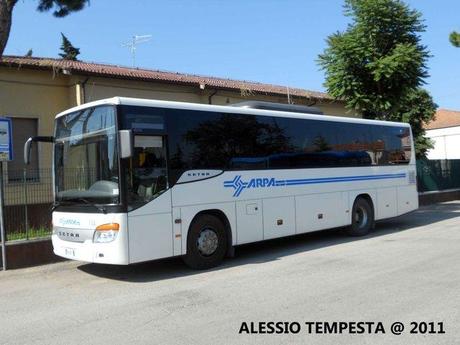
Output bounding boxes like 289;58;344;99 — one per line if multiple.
224;173;407;197
282;173;406;186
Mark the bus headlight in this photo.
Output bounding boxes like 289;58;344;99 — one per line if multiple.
93;223;119;243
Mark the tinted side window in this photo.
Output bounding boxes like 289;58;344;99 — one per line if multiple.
372;126;411;165
232;116;298;169
166;109;411;184
254;116;342;169
334;122;373;166
167;110;228;180
167;110;294;182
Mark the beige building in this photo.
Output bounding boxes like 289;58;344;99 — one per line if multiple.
0;55;350;205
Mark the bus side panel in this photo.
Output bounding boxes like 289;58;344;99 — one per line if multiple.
397;185;418;215
127;191;173;263
375;187;398;220
236;200;263;244
295;192;349;234
263;196;296;240
128;213;172;263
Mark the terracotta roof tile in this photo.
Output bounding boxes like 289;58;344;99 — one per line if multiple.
0;56;333;101
425;109;460;130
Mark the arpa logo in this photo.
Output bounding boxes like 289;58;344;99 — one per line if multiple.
224;175;278;197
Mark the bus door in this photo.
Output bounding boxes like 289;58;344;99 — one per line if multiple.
127;135;174;262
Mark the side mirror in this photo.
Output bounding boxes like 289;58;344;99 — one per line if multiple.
119;130;133;159
24;136;54;165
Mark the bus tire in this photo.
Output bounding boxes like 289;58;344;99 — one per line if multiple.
347;197;374;236
183;214;228;270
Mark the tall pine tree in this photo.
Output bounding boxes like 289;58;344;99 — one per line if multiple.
318;0;436;158
59;33;79;60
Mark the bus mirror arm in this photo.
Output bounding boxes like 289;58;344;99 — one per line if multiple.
119;130;133;159
24;136;54;165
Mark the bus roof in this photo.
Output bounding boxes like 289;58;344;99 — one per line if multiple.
55;97;411;128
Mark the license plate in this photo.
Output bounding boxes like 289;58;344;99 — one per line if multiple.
64;248;75;257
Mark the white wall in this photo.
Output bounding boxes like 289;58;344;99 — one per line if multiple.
426;126;460;160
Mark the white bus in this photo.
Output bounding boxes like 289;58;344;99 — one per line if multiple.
25;97;418;269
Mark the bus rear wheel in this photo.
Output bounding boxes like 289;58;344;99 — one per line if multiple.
183;214;228;270
347;197;374;236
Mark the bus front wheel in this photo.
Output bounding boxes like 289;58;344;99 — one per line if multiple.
347;197;374;236
183;214;228;270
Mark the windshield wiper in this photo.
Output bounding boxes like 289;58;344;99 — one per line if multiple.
61;197;107;214
77;198;107;214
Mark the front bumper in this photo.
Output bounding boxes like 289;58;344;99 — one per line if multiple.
52;234;129;265
52;211;129;265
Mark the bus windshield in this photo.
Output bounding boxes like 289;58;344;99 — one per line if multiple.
54;105;120;204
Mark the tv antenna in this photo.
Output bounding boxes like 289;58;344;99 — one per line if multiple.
122;34;152;67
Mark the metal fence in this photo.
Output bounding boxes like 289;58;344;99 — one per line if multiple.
2;168;53;241
416;159;460;193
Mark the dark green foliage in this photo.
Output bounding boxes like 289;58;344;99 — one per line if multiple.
37;0;89;17
318;0;436;158
25;49;33;57
59;32;79;60
450;31;460;47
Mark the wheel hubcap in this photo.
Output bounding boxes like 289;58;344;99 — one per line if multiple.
354;206;368;229
197;228;219;256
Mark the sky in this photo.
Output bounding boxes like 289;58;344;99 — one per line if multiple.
4;0;460;110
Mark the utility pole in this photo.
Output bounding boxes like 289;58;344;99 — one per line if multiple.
0;117;13;271
0;160;6;270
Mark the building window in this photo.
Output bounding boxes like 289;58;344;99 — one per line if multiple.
8;118;39;182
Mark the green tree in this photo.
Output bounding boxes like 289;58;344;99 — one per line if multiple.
450;31;460;47
0;0;89;57
25;48;33;57
59;32;79;60
318;0;436;157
